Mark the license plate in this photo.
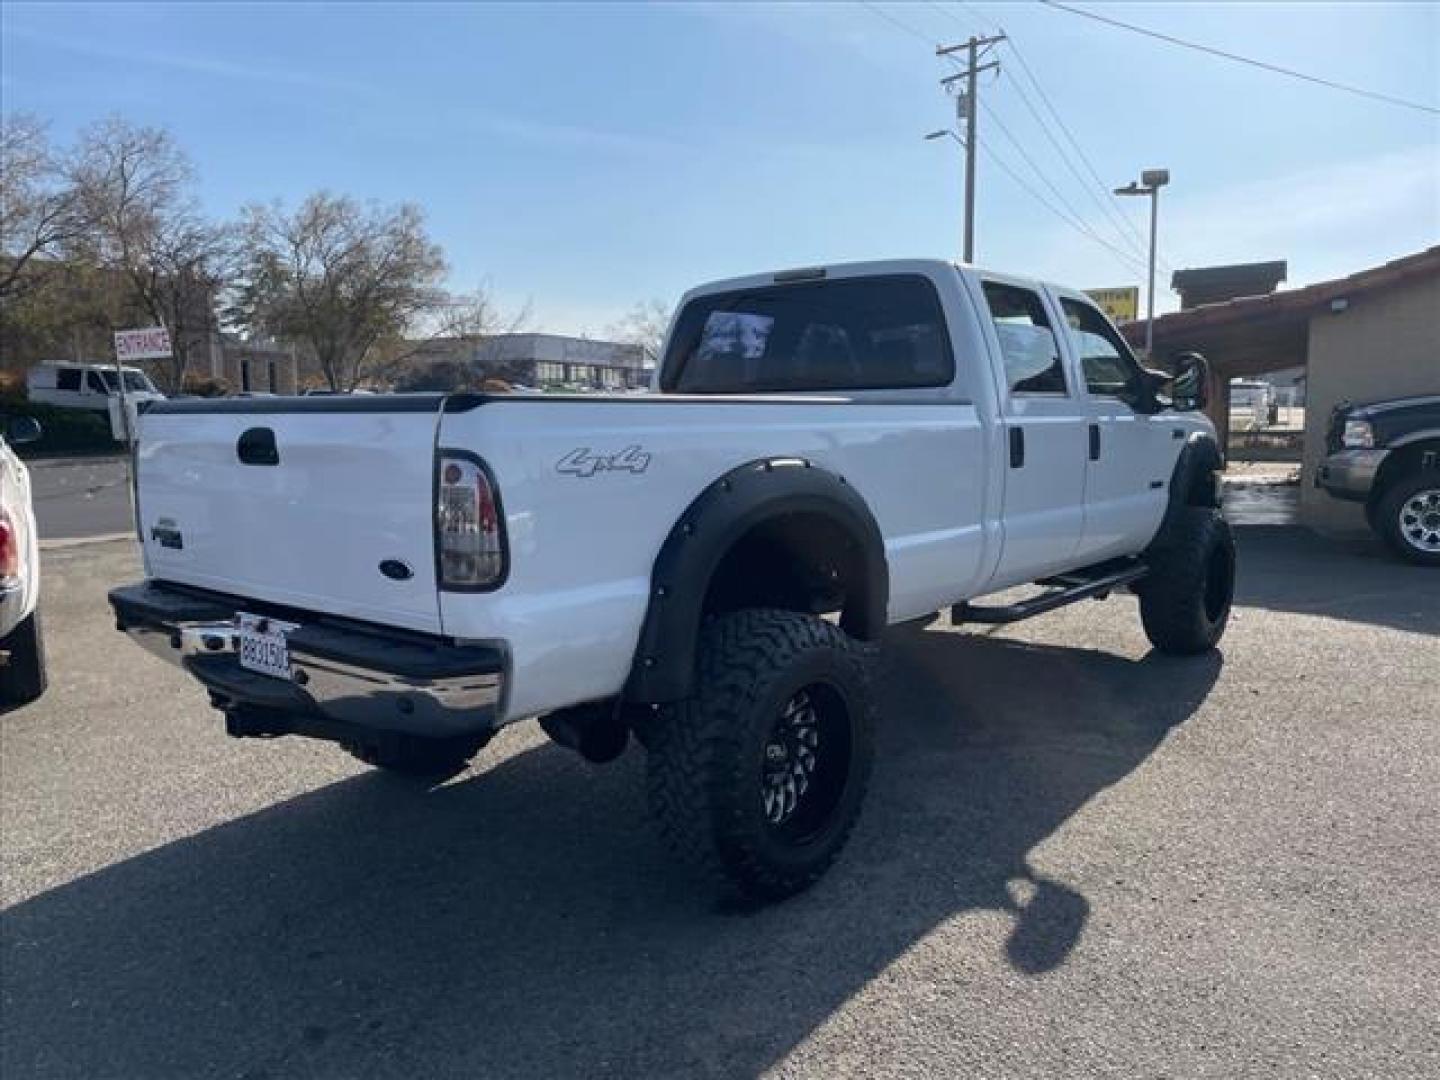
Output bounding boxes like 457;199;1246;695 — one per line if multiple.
236;613;297;681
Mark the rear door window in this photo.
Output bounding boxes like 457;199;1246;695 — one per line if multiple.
86;371;109;393
981;281;1068;395
663;274;955;393
56;368;82;392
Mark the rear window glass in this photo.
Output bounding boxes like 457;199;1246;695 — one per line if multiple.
663;274;955;393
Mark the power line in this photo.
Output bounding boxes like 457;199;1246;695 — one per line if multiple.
980;99;1146;277
857;1;1152;273
1040;0;1440;116
933;1;1168;272
976;135;1151;276
996;49;1157;268
858;1;937;47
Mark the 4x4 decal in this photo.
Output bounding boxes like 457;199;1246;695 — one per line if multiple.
556;445;652;478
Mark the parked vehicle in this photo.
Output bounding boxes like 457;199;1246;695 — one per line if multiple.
1318;393;1440;565
26;363;165;414
108;259;1233;900
1230;379;1278;427
1;415;47;706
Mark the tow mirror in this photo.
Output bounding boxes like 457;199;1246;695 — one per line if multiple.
1169;352;1210;412
4;416;42;446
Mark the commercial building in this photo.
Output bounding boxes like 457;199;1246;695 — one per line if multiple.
1125;247;1440;531
407;333;655;391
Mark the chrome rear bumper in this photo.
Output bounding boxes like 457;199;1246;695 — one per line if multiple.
110;581;505;739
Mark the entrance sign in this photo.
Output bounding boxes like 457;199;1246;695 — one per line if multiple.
114;327;172;362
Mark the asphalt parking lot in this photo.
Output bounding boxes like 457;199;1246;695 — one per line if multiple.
2;529;1437;1079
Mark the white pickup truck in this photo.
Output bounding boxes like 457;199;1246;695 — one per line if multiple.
109;259;1233;900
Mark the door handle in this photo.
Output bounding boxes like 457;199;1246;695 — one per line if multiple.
1089;423;1101;461
1009;426;1025;468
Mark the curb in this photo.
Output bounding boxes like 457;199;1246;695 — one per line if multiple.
22;453;129;469
40;532;134;551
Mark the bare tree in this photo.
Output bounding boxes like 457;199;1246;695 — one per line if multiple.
0;114;86;301
233;193;446;390
607;297;671;362
69;118;228;390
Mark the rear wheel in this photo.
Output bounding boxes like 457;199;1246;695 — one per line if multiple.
1137;508;1235;655
0;610;47;707
1375;473;1440;567
343;732;487;780
643;608;876;902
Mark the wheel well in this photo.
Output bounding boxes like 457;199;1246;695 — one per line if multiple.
702;511;868;633
1368;439;1440;509
624;458;887;705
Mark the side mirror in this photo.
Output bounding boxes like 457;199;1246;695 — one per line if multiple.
4;416;43;446
1169;351;1210;412
1120;366;1169;415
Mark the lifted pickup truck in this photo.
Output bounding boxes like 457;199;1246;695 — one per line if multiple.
110;260;1233;900
1318;393;1440;565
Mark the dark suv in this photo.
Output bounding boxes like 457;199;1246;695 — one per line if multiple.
1317;394;1440;565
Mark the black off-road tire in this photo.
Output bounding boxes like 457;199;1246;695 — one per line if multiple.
643;608;876;902
0;610;47;707
343;733;486;780
1137;508;1236;655
1374;472;1440;567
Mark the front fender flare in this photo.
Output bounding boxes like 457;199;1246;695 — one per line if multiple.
1151;432;1223;548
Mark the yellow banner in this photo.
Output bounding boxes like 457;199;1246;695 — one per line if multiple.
1084;287;1139;324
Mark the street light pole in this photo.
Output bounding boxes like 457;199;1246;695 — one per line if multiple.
1114;168;1170;358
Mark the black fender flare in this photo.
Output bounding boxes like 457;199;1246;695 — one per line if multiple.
1151;432;1223;548
624;458;888;704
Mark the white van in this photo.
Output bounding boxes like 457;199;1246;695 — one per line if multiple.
26;363;166;414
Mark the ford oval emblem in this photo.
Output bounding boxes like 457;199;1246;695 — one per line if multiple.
379;559;414;581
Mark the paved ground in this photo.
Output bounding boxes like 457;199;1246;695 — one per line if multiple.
26;455;132;540
2;531;1437;1079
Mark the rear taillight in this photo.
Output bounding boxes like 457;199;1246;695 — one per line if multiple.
436;452;506;589
0;513;17;581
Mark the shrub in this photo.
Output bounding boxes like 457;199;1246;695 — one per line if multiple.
0;394;120;457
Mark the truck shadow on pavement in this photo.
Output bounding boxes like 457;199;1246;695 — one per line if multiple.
1232;525;1440;636
2;628;1220;1079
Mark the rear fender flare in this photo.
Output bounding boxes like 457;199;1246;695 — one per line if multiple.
624;458;888;704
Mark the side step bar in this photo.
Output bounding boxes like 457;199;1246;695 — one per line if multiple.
952;559;1148;626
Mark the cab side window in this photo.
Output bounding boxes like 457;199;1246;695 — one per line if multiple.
56;368;82;392
981;281;1067;395
86;371;108;394
1060;298;1143;398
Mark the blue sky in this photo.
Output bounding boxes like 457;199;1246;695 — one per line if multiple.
3;1;1437;333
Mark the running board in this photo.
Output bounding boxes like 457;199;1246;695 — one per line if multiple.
952;560;1148;626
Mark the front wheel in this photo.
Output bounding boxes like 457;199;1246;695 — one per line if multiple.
644;609;876;902
1374;473;1440;567
1137;508;1236;655
0;610;47;707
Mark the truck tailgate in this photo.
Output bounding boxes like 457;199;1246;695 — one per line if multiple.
135;398;445;634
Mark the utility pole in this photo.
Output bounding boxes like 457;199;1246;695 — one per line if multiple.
937;34;1005;262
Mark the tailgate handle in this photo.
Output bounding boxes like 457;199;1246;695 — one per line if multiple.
237;427;279;466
